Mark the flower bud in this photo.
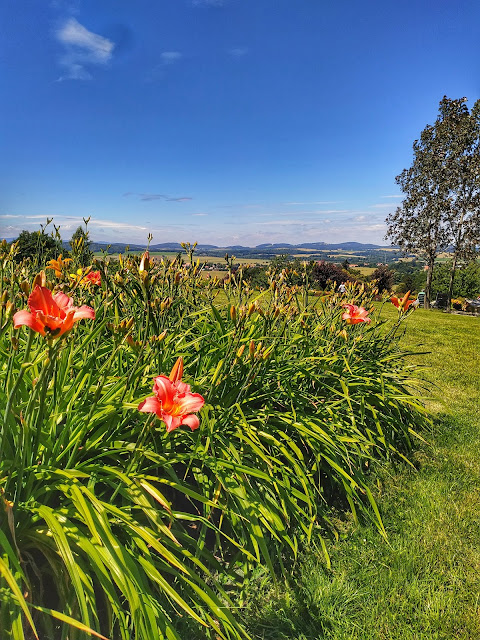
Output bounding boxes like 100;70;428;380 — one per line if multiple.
32;271;46;289
230;305;237;322
249;340;255;358
139;250;150;273
20;280;30;296
5;301;14;320
236;344;246;358
169;357;184;383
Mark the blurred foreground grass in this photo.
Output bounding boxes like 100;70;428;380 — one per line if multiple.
246;306;480;640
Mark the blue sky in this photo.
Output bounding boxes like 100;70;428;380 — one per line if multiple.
1;0;480;246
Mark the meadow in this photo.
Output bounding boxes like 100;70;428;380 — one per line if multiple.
0;242;448;639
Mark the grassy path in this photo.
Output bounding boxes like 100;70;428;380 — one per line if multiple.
247;307;480;639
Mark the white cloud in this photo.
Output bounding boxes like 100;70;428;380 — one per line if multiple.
160;51;182;64
228;47;248;58
192;0;225;6
145;52;183;82
55;18;114;81
283;201;340;206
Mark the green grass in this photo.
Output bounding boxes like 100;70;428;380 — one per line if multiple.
245;306;480;640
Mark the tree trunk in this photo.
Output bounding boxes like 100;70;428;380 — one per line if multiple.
447;253;458;312
424;258;434;309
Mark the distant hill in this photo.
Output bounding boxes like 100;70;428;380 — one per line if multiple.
79;241;387;254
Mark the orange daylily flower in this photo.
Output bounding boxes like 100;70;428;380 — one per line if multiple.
83;270;101;286
69;268;100;287
341;304;371;324
13;285;95;337
391;291;415;312
138;357;205;433
46;254;72;278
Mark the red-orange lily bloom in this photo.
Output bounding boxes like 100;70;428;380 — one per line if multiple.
138;357;205;433
391;291;415;312
83;270;101;286
13;285;95;337
342;304;371;324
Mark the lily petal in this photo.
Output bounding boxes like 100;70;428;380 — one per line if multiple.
181;414;200;431
72;305;95;321
29;286;59;317
153;376;175;411
13;310;46;335
53;291;74;312
138;396;163;416
175;392;205;414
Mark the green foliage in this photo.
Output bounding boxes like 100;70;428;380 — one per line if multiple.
386;96;480;307
0;245;429;639
371;265;395;293
12;230;63;264
242;305;480;640
70;221;94;268
242;265;269;289
431;260;480;297
311;261;348;290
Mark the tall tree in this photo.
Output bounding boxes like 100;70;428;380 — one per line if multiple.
386;96;480;308
70;218;94;267
439;98;480;308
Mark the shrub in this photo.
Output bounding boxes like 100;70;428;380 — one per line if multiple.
0;242;429;640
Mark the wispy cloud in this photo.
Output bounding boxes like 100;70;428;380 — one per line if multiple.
145;51;183;82
228;47;249;58
0;214;147;234
192;0;225;6
160;51;182;64
381;195;403;198
192;213;208;216
123;193;192;202
369;203;395;209
283;201;340;206
55;18;114;80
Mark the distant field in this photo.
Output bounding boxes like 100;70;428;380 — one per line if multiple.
94;250;269;266
357;266;376;275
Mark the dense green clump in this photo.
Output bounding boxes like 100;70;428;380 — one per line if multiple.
0;242;428;640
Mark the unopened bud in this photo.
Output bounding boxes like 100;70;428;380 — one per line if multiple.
32;271;46;289
248;303;255;317
5;301;14;320
249;340;255;358
139;250;150;273
20;280;30;296
169;356;184;383
236;344;246;358
230;305;237;322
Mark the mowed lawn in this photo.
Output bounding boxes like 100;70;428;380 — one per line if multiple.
246;306;480;640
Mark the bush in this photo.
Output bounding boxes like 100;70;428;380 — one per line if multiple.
311;260;348;289
0;242;429;639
